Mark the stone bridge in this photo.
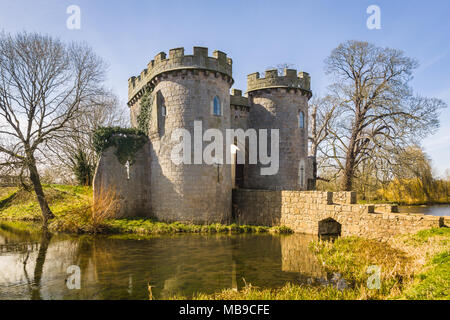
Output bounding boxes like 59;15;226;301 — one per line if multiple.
233;189;449;240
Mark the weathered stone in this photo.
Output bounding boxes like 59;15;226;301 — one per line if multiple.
233;189;445;240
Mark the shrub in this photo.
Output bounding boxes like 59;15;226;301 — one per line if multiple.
50;187;119;234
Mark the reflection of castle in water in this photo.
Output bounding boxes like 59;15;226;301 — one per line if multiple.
0;224;335;300
280;234;327;280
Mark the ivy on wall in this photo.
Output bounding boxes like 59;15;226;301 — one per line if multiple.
137;90;153;134
93;126;147;165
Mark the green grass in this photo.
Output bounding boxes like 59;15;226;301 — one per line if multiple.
310;237;413;299
401;251;450;300
171;283;360;300
0;184;91;221
0;185;293;235
0;187;18;200
171;227;450;300
408;227;450;243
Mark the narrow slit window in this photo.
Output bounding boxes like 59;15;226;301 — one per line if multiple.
213;96;221;116
298;160;305;188
125;160;130;180
299;111;305;129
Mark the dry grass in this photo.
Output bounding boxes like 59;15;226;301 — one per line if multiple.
49;187;119;234
310;237;414;299
170;228;449;300
171;282;360;300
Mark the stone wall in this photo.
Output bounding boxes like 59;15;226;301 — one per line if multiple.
233;189;445;240
332;191;357;204
139;71;233;223
245;87;310;191
93;144;152;218
229;89;250;130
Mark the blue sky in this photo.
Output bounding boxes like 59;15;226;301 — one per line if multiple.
1;0;449;175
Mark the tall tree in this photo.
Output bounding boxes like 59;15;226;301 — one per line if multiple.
48;92;127;185
308;95;337;183
324;40;446;191
0;32;106;224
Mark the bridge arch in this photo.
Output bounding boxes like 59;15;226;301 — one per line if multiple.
318;218;341;237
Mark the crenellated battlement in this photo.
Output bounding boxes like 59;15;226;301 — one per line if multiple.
128;47;233;106
230;88;250;108
247;68;311;96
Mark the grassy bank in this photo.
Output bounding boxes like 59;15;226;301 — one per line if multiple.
0;185;91;221
172;228;449;300
0;185;292;235
106;219;291;235
171;283;360;300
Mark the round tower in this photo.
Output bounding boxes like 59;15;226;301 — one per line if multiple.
245;68;312;190
127;47;234;223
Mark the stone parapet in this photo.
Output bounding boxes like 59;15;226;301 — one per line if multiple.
247;69;311;96
332;191;357;204
230;89;250;108
373;204;399;213
128;47;233;106
233;189;446;240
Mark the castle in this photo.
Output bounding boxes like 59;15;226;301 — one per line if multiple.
93;47;315;223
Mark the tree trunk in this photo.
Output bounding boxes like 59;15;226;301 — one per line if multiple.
31;230;52;300
26;152;54;224
341;124;359;191
341;147;356;191
312;157;318;182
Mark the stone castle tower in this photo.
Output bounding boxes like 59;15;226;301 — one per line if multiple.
246;69;312;190
94;47;314;223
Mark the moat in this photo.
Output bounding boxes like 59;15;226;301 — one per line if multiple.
1;205;448;300
0;223;344;300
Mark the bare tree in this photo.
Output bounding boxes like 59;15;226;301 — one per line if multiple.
308;95;337;182
0;32;106;224
48;92;127;185
324;40;446;191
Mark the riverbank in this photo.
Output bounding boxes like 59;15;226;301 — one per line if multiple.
0;185;292;235
1;185;448;300
171;228;449;300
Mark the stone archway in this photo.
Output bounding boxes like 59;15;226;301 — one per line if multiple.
318;218;342;237
230;141;245;189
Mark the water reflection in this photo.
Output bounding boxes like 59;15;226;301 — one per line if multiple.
399;205;450;216
0;222;344;300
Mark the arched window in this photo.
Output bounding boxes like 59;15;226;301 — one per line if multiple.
299;111;305;129
213;96;221;116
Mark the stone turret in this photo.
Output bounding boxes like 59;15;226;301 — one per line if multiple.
247;69;311;94
129;47;234;223
245;68;312;190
